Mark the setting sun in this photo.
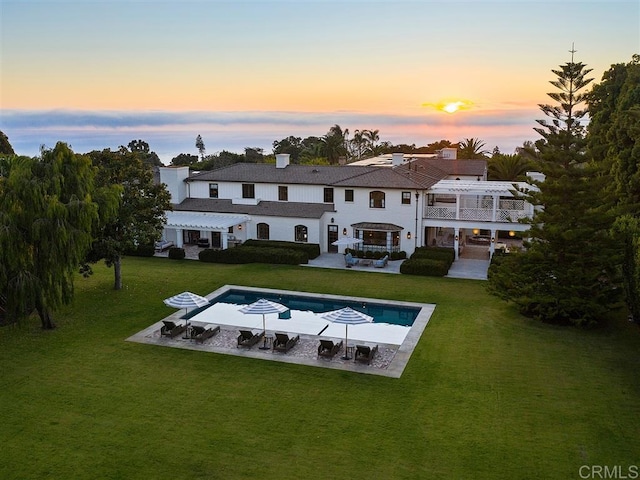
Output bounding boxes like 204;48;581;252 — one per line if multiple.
442;101;465;113
421;99;475;114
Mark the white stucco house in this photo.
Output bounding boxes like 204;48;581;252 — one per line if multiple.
158;148;534;259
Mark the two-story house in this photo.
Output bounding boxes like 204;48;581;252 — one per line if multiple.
158;149;534;259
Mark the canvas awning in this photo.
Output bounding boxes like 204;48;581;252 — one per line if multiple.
165;211;250;230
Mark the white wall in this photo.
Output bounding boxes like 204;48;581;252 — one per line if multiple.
159;167;189;203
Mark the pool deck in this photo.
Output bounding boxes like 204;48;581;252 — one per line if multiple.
127;285;435;378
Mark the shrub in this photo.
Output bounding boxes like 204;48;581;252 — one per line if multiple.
168;247;185;260
390;251;407;261
199;246;307;265
400;258;449;276
410;247;455;268
242;239;320;259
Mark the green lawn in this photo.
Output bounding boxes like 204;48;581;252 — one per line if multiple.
1;257;639;479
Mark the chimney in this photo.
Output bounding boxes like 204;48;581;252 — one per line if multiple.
439;148;457;160
392;152;404;166
276;153;290;169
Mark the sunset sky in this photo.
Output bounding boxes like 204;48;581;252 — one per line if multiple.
1;0;638;162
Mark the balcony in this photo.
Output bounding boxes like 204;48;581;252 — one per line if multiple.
425;205;529;223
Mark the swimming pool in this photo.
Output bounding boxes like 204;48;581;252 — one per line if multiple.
186;288;420;326
184;285;425;345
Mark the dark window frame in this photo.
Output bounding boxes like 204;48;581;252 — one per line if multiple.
369;190;385;208
242;183;255;199
278;185;288;201
345;189;354;202
324;187;334;203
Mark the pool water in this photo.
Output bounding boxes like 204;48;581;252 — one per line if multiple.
187;288;420;326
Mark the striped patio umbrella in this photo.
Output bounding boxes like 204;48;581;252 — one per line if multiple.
321;307;373;360
163;291;210;325
239;298;289;333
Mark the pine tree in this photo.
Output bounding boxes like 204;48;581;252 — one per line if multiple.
488;51;618;326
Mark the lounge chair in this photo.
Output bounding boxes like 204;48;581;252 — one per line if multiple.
190;324;221;343
160;320;188;338
373;255;389;268
237;329;264;348
273;332;300;353
345;253;359;267
354;344;378;365
317;339;343;358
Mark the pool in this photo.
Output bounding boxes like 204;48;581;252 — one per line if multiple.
184;285;425;345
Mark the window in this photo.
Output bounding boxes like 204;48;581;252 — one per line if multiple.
257;223;269;240
344;189;354;202
209;183;218;198
278;185;288;201
242;183;255;199
324;187;334;203
369;191;385;208
295;225;308;242
401;191;411;205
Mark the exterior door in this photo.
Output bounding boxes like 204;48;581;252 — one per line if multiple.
328;225;338;253
211;231;221;248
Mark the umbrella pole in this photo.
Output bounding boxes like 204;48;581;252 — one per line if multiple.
259;313;269;350
342;325;350;360
182;308;190;339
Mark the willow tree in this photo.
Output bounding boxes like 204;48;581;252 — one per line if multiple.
488;52;618;326
0;144;98;329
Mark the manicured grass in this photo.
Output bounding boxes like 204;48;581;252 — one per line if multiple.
1;257;639;479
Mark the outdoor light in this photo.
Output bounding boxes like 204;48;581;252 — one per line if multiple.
473;228;479;235
455;235;459;241
331;217;334;223
238;225;242;231
509;231;515;237
343;228;347;235
491;237;495;243
407;232;412;239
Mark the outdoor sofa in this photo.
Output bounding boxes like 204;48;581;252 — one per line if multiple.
155;240;175;252
344;253;359;267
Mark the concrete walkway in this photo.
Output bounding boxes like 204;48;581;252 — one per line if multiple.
156;248;489;280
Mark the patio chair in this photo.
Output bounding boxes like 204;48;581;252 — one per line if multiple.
373;255;388;268
160;320;188;338
344;253;359;267
191;324;221;343
237;329;264;348
317;339;343;358
354;344;378;365
273;332;300;353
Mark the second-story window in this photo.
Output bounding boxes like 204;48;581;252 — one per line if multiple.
369;191;385;208
345;189;354;202
209;183;218;198
242;183;255;199
401;191;411;205
279;185;288;201
324;188;334;203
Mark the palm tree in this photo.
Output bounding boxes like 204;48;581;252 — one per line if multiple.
488;154;532;181
322;125;348;164
458;138;489;159
350;129;366;160
364;129;380;156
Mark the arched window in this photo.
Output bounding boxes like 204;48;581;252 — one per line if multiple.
295;225;308;242
369;191;385;208
257;223;270;240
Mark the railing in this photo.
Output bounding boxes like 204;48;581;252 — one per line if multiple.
425;205;528;222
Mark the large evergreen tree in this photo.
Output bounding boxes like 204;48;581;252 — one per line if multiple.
488;53;618;326
86;145;171;290
0;143;98;328
588;55;640;322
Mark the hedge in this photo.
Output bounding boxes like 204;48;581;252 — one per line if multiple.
168;247;186;260
199;246;307;265
399;258;449;276
125;244;155;257
242;239;320;259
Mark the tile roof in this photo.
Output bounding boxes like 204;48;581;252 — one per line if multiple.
173;198;335;219
185;158;486;190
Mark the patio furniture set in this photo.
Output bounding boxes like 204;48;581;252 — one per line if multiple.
344;253;389;269
160;320;220;343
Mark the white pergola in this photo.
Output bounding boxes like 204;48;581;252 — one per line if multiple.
165;211;250;249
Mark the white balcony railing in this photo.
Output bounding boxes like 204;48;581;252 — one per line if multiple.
425;205;528;223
